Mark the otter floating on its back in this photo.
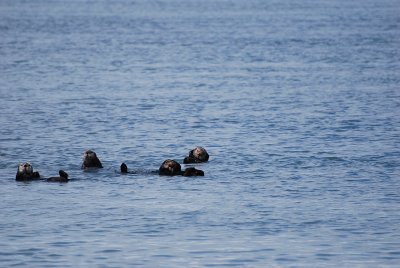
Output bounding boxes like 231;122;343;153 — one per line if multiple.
16;162;69;182
159;159;204;176
120;160;204;177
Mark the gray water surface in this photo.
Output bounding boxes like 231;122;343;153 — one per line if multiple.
1;0;400;267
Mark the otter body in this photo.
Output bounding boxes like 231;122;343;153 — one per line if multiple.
183;146;209;164
47;170;69;182
120;161;204;177
81;150;103;169
16;162;69;182
120;163;157;175
182;167;204;177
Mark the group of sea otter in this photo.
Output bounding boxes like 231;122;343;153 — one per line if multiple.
15;146;209;183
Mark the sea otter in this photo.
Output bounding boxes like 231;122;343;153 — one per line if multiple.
120;160;204;177
81;150;103;169
183;146;209;164
15;162;69;182
159;159;204;176
15;162;40;181
159;159;182;176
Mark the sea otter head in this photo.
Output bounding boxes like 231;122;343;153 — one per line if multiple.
16;162;40;181
18;162;33;175
184;146;209;163
81;150;103;169
191;146;209;161
159;159;182;176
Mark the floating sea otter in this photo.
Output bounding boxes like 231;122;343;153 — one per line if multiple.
81;150;103;169
183;146;209;164
159;159;182;176
120;160;204;176
15;162;40;181
159;159;204;176
15;162;69;182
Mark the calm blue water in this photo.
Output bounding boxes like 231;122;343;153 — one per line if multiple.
1;0;400;266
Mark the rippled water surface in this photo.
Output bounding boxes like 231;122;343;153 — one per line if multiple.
1;0;400;266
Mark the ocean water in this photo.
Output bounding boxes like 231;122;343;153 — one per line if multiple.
1;0;400;266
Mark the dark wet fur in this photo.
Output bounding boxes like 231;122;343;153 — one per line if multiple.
47;170;69;183
183;156;203;164
182;167;204;177
16;171;40;181
82;157;103;168
183;148;209;164
121;162;204;177
159;159;182;176
120;163;128;173
120;163;157;175
159;160;205;176
81;151;103;169
16;164;69;183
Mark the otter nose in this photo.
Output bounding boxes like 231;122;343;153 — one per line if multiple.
24;163;29;167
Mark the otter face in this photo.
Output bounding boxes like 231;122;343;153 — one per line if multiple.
18;162;33;175
192;147;209;161
184;146;209;163
159;159;182;176
81;150;103;169
16;162;40;181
